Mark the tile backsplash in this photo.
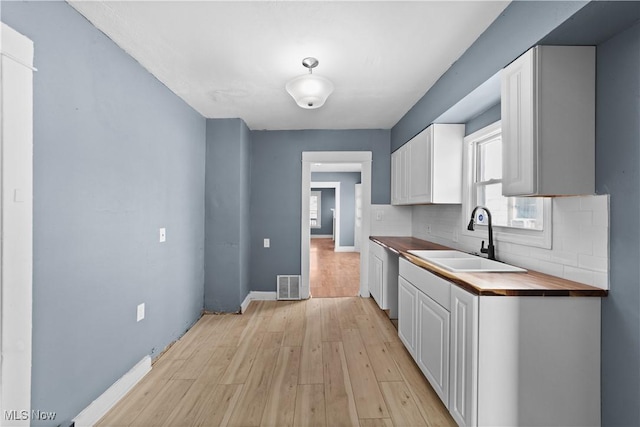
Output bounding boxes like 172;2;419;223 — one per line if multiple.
370;204;412;236
410;195;609;290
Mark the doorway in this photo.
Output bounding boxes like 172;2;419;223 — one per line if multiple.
301;151;372;300
309;175;361;297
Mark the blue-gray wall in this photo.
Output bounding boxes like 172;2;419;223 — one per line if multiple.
312;172;361;247
205;119;251;312
2;1;206;424
391;0;587;151
310;188;335;236
596;21;640;427
249;129;390;292
464;103;501;136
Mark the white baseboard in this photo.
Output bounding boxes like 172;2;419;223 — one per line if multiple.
240;291;278;313
73;355;151;427
311;234;333;239
335;246;356;253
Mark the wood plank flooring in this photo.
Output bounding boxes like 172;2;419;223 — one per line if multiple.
310;238;360;297
97;297;455;427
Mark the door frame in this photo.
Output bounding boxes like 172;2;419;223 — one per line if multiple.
301;151;371;299
1;23;34;425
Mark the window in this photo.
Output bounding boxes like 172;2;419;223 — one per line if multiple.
463;121;551;248
310;191;321;228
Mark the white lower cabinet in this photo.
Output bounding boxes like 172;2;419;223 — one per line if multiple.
369;241;399;319
398;258;601;427
417;291;450;407
398;276;417;357
369;252;383;307
449;285;478;427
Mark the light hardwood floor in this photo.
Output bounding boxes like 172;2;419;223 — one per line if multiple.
310;238;360;297
97;297;455;427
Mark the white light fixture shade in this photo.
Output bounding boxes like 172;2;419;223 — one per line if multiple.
286;73;334;109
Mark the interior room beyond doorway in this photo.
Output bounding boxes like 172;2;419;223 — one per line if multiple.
309;165;362;297
310;238;360;297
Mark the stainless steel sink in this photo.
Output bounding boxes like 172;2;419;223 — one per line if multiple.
407;249;527;273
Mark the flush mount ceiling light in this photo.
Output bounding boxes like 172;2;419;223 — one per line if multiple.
286;57;334;109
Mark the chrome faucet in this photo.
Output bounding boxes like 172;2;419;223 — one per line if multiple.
467;206;496;260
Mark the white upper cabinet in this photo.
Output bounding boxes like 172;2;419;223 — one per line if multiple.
501;45;595;197
391;144;409;205
408;129;432;203
391;123;464;205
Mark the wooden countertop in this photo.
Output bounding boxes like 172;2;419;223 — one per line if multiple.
370;236;608;297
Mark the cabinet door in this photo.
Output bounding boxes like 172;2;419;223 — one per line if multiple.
391;148;408;205
417;292;450;407
398;276;417;358
391;150;400;205
449;285;478;427
501;47;537;196
369;253;384;308
399;146;409;204
409;129;432;203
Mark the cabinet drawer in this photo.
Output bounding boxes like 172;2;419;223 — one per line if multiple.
399;258;450;310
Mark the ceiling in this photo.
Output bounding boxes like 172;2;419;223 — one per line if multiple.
68;1;510;131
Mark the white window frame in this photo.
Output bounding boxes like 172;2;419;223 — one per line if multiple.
310;190;322;229
462;121;552;249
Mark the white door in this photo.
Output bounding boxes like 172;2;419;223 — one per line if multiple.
417;291;450;408
1;22;34;426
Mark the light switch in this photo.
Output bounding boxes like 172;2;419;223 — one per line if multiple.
137;303;145;322
264;238;270;248
159;227;166;243
13;189;25;203
376;210;383;221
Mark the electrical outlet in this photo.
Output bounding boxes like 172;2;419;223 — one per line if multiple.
426;224;432;234
264;238;270;248
137;303;145;322
453;229;459;242
159;227;166;243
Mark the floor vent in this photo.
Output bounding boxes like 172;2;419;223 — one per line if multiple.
277;275;302;300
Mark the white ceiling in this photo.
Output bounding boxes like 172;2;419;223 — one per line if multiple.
68;1;510;131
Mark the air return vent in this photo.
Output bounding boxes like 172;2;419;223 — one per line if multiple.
277;275;301;300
